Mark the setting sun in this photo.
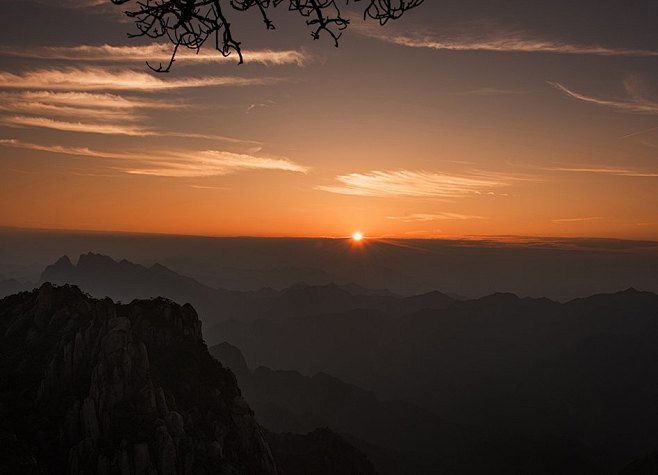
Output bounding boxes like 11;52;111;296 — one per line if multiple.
352;232;364;241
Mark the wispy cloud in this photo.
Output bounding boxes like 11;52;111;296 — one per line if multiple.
0;138;308;177
447;88;530;96
316;170;512;198
0;138;138;159
386;212;485;222
0;91;253;142
35;0;110;8
0;91;171;123
0;101;141;122
552;216;604;223
546;165;658;178
1;114;257;141
549;82;658;114
0;44;308;67
125;150;308;177
0;67;271;91
30;0;126;16
361;28;658;57
1;116;153;136
188;184;231;190
622;125;658;139
1;91;176;110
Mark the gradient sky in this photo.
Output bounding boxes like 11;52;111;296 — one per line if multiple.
0;0;656;239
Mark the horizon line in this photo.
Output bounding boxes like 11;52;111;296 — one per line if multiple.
1;224;657;245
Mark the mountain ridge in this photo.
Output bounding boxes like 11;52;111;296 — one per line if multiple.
0;283;276;474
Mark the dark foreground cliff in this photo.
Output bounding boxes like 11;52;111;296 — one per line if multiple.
0;283;277;474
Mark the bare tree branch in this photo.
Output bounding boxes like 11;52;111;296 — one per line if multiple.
111;0;424;71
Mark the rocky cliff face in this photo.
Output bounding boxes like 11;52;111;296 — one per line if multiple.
0;283;276;474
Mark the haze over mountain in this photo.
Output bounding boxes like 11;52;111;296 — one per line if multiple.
209;342;600;474
2;0;657;472
215;288;658;471
0;284;374;474
30;252;459;331
2;228;657;300
18;248;658;472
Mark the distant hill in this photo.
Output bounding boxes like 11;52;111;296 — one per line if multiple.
4;229;658;300
210;342;602;474
37;253;458;335
28;252;658;471
213;288;658;471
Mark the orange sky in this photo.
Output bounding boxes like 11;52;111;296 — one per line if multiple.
0;1;657;239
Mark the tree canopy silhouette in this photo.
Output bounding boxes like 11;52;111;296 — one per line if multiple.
111;0;424;71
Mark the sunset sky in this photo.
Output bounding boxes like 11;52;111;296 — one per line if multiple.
0;0;656;239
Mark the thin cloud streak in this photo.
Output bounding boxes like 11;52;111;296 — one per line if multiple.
3;91;178;110
0;96;144;123
553;217;604;223
316;170;510;198
0;67;272;91
0;138;308;177
547;165;658;178
1;117;260;142
0;44;308;67
549;82;658;114
1;103;140;122
33;0;111;8
448;87;530;96
124;157;302;177
362;29;658;57
188;184;231;190
0;91;158;131
0;91;254;143
386;213;485;222
2;116;152;136
622;125;658;139
0;90;176;126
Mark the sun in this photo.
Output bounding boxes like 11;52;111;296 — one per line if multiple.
352;232;364;241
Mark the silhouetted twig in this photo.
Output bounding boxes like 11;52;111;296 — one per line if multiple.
111;0;424;71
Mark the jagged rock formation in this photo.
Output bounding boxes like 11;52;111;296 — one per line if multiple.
0;283;276;474
37;253;457;336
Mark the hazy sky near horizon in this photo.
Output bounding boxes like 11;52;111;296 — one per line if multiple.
0;0;656;239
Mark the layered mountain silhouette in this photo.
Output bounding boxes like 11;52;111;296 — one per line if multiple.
4;229;657;300
215;289;658;471
35;253;458;335
11;252;658;472
0;284;374;474
210;342;601;474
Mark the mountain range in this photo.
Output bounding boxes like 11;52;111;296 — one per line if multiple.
215;288;658;471
5;252;658;472
209;342;604;474
3;229;657;300
31;253;458;337
0;284;375;474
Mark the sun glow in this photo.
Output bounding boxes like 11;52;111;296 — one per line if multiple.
352;231;364;241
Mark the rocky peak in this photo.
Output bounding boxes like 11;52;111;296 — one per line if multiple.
39;256;76;285
0;284;276;475
77;252;116;268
